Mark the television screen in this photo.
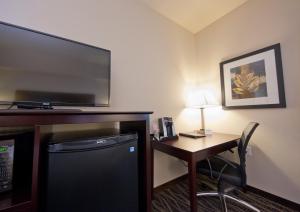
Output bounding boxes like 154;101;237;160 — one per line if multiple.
0;22;110;107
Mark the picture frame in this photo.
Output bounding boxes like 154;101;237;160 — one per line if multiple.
220;43;286;109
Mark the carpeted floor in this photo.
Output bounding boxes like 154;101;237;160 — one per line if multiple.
152;177;298;212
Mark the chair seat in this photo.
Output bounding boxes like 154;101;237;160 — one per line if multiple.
197;157;242;187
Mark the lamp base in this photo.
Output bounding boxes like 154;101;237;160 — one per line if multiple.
179;129;213;139
198;129;213;135
179;132;206;139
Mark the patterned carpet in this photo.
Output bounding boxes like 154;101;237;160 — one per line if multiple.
152;176;298;212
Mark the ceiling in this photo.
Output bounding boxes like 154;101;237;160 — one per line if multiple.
141;0;248;34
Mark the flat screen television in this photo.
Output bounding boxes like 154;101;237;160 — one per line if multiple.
0;22;111;108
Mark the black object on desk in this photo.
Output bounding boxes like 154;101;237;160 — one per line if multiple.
158;117;176;138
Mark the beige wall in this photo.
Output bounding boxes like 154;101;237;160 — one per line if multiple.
0;0;197;187
1;0;300;204
195;0;300;203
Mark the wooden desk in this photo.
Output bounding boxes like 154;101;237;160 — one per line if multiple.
152;133;240;212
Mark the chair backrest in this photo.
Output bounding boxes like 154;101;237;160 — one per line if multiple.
238;122;259;164
238;122;259;187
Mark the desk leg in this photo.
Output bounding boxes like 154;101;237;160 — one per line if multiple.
188;157;197;212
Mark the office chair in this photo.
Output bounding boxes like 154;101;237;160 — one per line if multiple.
196;122;260;212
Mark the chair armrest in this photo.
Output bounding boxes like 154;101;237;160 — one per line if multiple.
205;156;237;181
227;149;234;153
227;139;239;153
215;157;238;182
214;155;238;169
206;158;214;179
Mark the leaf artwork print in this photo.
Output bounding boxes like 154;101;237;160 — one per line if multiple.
230;60;268;99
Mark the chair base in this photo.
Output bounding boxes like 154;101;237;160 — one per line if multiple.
197;192;260;212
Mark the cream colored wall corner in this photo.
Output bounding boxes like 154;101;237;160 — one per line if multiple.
1;0;299;204
0;0;197;187
195;0;300;204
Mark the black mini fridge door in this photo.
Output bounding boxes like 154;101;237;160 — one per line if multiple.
43;134;139;212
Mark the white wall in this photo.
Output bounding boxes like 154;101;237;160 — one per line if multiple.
1;0;300;204
195;0;300;203
0;0;197;186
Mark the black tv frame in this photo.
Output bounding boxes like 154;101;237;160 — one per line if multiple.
0;21;111;107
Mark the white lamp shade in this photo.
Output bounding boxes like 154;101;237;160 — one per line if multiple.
186;90;219;109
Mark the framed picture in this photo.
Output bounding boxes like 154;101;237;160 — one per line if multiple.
220;43;286;109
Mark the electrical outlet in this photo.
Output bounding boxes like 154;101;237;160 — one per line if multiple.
246;145;252;156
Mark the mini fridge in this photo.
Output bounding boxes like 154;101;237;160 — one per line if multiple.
43;133;139;212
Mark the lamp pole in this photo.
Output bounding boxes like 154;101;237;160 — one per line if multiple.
200;108;205;133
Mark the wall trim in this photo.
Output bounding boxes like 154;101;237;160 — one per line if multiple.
154;174;300;210
154;174;188;193
245;185;300;211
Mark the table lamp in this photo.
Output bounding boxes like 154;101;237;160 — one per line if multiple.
179;90;218;138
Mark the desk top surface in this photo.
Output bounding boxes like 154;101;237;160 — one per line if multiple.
153;133;240;153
